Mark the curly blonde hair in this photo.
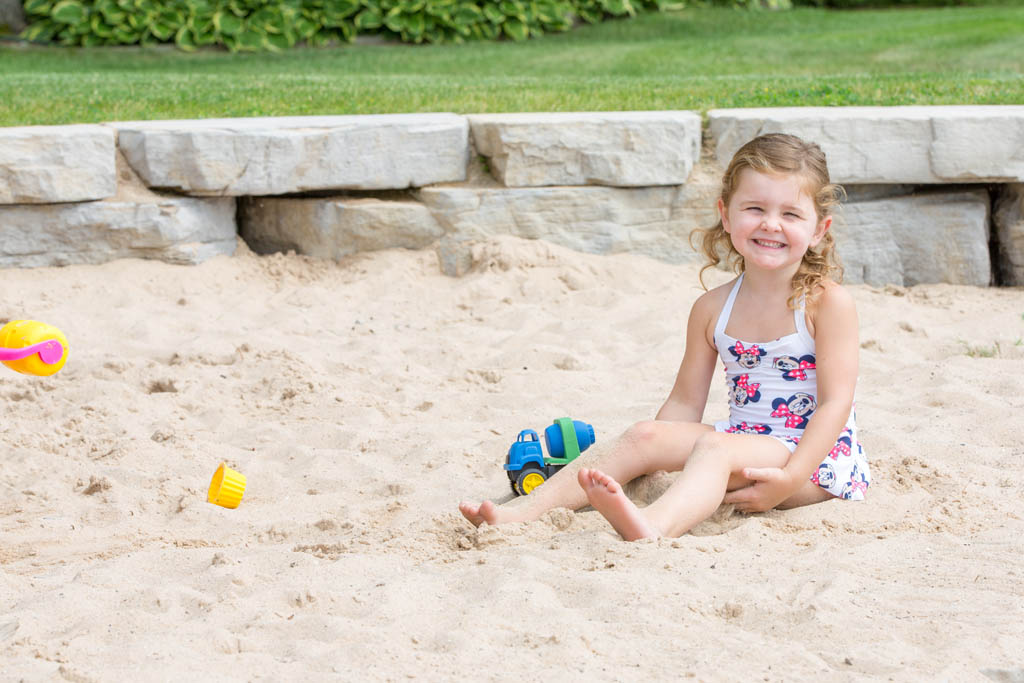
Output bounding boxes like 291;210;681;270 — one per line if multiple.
691;133;845;309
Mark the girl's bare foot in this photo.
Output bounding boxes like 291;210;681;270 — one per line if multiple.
578;468;660;541
458;500;504;527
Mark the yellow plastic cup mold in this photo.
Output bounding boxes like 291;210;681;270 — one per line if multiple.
208;463;247;509
0;320;69;376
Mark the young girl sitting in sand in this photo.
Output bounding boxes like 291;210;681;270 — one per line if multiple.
459;132;870;541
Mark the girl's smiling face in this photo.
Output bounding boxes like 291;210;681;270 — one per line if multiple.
718;168;831;275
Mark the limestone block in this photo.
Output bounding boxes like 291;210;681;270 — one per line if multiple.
709;106;1024;184
111;114;469;196
420;185;711;276
0;197;236;267
843;185;916;203
836;190;990;287
239;197;443;259
994;184;1024;286
0;125;116;204
468;111;702;187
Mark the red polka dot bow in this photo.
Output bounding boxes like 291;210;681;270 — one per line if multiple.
733;341;761;356
828;441;851;460
770;403;804;428
784;360;816;381
728;422;769;434
736;374;760;397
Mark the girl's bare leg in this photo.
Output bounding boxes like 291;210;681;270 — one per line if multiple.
580;431;796;540
458;420;714;527
776;480;834;509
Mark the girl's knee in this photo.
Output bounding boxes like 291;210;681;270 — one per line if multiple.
692;432;747;474
692;431;729;454
624;420;660;445
620;421;671;471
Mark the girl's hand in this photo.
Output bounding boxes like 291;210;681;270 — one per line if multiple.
722;467;795;513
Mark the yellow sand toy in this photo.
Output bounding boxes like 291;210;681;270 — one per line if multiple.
0;320;69;376
208;463;247;509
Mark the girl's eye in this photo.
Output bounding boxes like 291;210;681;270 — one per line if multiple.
785;212;800;219
746;207;763;213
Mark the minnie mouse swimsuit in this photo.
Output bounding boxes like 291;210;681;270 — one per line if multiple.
713;274;871;501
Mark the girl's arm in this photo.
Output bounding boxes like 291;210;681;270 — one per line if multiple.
655;291;720;423
730;282;860;510
783;282;860;486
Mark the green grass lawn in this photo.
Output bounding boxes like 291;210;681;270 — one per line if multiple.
1;5;1022;125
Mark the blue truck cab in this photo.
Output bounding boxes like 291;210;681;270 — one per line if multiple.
503;418;595;496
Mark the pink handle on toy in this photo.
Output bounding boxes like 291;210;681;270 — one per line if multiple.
0;340;65;364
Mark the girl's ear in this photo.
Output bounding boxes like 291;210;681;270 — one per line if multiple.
810;215;832;246
718;198;730;233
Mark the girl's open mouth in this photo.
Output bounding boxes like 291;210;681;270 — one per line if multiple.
754;239;785;249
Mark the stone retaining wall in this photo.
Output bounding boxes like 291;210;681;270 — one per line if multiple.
2;106;1023;285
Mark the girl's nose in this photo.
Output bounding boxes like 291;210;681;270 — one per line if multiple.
760;217;782;231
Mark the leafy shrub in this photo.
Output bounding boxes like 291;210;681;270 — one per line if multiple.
697;0;791;7
791;0;992;6
20;0;668;50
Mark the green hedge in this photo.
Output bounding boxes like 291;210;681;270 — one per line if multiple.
19;0;668;50
790;0;1001;6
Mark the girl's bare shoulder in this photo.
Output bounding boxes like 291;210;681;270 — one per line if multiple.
807;280;857;333
690;278;738;346
692;279;737;319
812;279;856;310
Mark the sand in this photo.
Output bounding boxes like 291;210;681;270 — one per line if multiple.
1;236;1022;681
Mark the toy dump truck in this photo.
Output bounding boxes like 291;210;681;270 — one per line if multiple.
504;418;595;496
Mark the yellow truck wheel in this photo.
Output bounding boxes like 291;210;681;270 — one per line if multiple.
515;467;547;496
